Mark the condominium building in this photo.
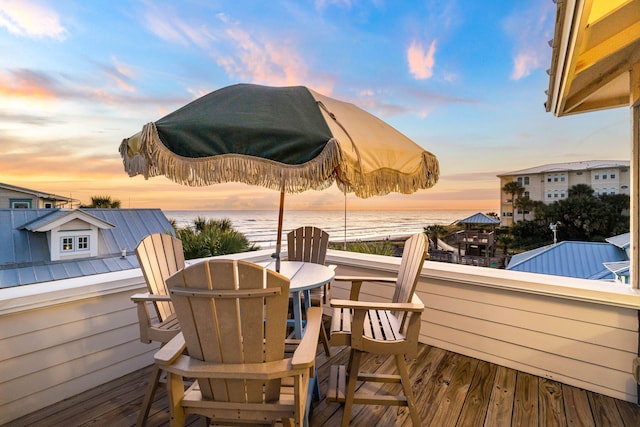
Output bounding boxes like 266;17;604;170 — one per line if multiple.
497;160;630;226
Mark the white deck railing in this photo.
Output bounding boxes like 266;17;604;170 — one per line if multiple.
1;248;639;424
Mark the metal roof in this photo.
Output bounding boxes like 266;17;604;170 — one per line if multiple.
0;208;175;288
497;160;629;177
0;182;75;202
605;232;630;249
506;240;628;281
454;212;500;225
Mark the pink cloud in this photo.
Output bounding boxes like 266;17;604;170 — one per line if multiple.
407;39;437;80
0;0;67;39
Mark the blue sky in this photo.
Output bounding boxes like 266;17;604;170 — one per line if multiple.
0;0;631;211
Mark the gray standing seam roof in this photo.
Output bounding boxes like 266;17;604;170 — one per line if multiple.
0;208;175;288
506;240;628;280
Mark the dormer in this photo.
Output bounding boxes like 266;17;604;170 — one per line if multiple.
18;209;114;261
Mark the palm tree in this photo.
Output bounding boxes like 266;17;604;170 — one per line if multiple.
514;196;536;221
177;217;258;259
502;181;525;221
424;224;447;250
82;196;121;208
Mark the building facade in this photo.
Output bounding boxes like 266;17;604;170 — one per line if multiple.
0;182;75;209
497;160;630;226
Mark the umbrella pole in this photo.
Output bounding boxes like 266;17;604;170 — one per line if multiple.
275;186;285;272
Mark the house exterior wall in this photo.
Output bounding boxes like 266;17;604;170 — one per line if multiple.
1;249;639;424
0;188;38;209
499;164;630;226
327;251;640;404
0;188;68;209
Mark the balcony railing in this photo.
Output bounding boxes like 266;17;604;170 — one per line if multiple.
2;248;640;424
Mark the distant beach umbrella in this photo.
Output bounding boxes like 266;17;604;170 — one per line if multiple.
119;83;439;269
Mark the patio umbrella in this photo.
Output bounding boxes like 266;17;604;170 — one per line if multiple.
119;83;439;269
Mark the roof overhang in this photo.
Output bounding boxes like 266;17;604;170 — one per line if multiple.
19;209;115;232
545;0;640;116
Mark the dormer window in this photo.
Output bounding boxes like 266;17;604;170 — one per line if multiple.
61;235;90;253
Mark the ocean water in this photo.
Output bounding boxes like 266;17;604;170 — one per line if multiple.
164;209;478;248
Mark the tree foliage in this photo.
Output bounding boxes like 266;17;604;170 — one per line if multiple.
82;196;121;208
506;184;629;250
174;217;258;259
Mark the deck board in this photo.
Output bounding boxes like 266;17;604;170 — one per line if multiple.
6;342;640;427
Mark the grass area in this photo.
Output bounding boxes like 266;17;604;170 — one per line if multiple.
329;239;406;256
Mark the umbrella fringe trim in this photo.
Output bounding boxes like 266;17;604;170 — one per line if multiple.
119;122;440;198
337;151;440;198
120;122;343;193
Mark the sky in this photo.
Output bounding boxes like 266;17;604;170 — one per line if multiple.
0;0;632;212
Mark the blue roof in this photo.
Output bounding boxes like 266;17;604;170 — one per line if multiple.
454;212;500;225
0;208;175;288
605;233;630;250
506;241;628;280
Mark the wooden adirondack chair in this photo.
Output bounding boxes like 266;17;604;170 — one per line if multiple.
326;233;428;427
287;226;333;356
156;259;322;427
130;233;184;426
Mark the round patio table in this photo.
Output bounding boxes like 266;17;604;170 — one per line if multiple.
263;260;335;339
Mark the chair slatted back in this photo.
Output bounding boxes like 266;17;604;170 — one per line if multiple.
136;233;185;322
287;226;329;265
391;233;428;323
166;259;290;403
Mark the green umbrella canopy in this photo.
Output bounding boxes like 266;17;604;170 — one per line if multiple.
120;83;439;197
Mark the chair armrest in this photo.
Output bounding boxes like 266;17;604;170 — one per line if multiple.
154;333;186;365
330;298;424;313
160;354;295;380
291;307;321;368
131;292;172;303
328;264;337;271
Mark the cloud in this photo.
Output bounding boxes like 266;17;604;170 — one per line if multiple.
407;39;437;80
504;2;555;80
315;0;353;10
0;68;59;99
141;7;312;87
142;4;215;49
99;58;136;93
0;0;67;39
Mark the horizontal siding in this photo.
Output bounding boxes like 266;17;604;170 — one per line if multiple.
329;260;639;404
1;251;638;425
0;280;153;424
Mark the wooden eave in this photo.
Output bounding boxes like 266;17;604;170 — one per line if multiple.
546;0;640;116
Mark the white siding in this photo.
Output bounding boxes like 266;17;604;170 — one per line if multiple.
2;249;639;424
327;251;640;403
0;250;275;425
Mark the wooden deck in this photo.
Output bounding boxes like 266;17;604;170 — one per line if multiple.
8;342;640;426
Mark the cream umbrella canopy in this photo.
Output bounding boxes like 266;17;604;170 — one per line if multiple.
119;84;439;269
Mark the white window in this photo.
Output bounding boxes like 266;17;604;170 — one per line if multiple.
595;172;600;180
524;177;530;185
61;236;90;253
77;236;89;251
554;174;558;182
602;172;608;180
560;174;565;182
611;170;616;179
61;237;74;252
547;175;552;182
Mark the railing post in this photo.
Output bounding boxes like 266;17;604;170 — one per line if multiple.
631;64;640;290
